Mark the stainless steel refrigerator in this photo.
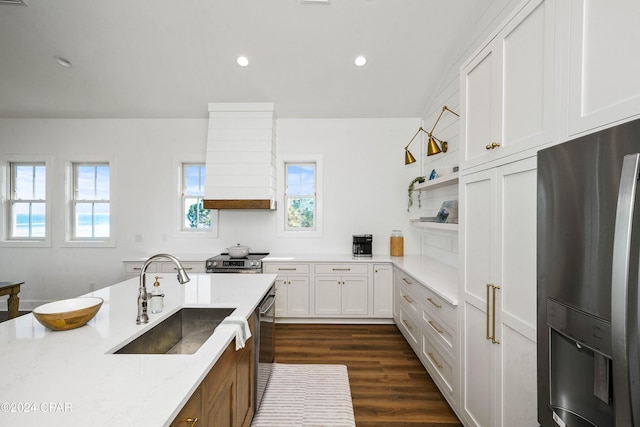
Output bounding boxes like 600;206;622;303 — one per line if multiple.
538;119;640;427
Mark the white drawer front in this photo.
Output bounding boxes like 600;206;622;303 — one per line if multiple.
263;263;310;274
398;285;419;317
398;306;419;348
421;333;454;396
314;263;369;275
160;261;205;273
124;263;157;274
420;288;456;328
422;308;455;357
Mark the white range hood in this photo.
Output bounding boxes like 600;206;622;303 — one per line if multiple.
203;102;277;210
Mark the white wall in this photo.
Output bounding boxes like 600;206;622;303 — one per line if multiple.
0;117;419;307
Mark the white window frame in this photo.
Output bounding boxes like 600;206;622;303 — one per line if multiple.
63;157;116;248
277;154;323;238
172;155;218;239
0;155;53;248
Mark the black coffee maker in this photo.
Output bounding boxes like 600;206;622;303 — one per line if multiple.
352;234;373;258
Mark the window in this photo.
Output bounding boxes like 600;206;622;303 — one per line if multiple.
181;163;211;231
71;163;110;240
285;162;316;230
9;162;46;239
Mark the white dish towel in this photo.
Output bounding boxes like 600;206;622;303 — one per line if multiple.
217;316;252;350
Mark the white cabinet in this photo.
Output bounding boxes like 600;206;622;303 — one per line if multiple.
566;0;640;135
313;263;369;316
394;266;458;408
263;263;311;318
461;0;554;170
459;157;538;427
372;264;393;318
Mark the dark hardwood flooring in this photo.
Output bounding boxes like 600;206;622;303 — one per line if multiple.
274;323;463;427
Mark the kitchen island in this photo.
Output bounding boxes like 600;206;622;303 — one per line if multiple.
0;273;276;426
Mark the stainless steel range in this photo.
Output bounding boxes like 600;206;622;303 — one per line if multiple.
205;252;269;273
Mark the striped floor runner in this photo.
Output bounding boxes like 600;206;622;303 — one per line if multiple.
251;363;356;427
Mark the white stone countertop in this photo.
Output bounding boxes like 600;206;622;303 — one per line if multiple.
0;273;276;427
263;253;458;305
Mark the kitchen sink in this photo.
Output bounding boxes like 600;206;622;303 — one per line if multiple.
113;307;236;355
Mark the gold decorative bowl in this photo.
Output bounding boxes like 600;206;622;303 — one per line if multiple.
33;297;103;331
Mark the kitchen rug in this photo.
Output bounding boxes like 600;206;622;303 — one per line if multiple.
251;363;356;427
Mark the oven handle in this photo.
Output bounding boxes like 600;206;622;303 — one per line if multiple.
259;295;276;316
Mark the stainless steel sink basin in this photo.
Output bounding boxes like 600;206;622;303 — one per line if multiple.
113;307;236;355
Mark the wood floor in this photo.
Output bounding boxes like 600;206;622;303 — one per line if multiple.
274;323;463;427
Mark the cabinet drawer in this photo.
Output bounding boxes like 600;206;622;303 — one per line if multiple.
398;285;419;317
398;306;419;349
160;261;205;273
421;308;455;357
395;269;418;289
421;333;454;396
263;263;310;274
124;262;157;274
314;263;368;275
420;287;456;329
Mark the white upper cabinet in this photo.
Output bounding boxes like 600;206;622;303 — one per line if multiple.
567;0;640;135
461;0;555;170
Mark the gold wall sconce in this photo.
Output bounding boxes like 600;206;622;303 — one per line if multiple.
404;105;460;164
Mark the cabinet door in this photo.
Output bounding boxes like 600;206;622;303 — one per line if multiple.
314;276;342;315
287;276;310;316
341;276;369;316
206;369;235;427
170;387;201;427
235;347;254;427
460;168;497;427
274;277;287;317
462;41;500;166
568;0;640;135
462;0;554;170
373;264;393;317
494;158;538;427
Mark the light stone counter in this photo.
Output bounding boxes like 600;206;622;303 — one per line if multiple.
0;273;276;427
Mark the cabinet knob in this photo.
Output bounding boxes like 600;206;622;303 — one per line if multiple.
485;142;501;150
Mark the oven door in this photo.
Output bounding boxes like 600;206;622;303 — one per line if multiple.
255;285;276;410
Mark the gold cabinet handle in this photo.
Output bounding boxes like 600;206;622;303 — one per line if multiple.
278;267;297;271
485;283;501;344
485;142;501;150
427;352;443;369
426;297;442;309
402;319;413;331
491;284;500;344
402;277;412;285
332;268;351;271
402;294;414;304
185;417;199;427
428;320;444;334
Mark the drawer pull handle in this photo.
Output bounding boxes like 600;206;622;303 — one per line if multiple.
172;267;193;271
426;297;442;309
402;277;412;285
186;418;199;427
278;268;297;271
402;319;413;331
485;142;501;150
332;268;351;271
427;352;443;369
402;294;414;304
428;320;444;334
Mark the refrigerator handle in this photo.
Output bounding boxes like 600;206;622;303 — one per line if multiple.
611;153;640;426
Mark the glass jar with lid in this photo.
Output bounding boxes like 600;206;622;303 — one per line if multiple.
390;230;404;256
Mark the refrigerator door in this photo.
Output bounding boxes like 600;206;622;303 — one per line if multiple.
611;153;640;426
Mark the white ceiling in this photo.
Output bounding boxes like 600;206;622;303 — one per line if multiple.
0;0;488;119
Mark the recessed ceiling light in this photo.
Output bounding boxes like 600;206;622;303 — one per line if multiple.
54;56;72;68
354;56;367;67
237;56;249;67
